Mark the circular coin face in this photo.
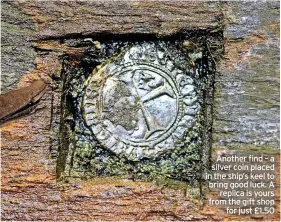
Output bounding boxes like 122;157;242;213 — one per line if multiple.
83;46;198;160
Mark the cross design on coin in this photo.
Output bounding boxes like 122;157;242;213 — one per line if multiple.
130;70;175;139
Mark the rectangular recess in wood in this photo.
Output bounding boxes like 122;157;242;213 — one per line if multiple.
55;32;223;183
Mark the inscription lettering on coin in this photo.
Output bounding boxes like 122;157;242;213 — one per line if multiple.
83;44;198;160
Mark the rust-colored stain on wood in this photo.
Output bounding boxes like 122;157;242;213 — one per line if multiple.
0;80;46;121
1;0;279;221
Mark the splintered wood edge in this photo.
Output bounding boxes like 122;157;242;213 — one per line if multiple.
0;80;46;121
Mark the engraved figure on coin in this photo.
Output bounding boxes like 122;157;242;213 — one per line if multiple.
83;44;198;160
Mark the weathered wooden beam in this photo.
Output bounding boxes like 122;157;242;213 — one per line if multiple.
1;0;279;221
0;80;46;123
16;0;223;39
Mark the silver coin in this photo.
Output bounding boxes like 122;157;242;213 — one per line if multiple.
83;44;198;160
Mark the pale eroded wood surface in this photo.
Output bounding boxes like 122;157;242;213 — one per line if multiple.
1;1;279;221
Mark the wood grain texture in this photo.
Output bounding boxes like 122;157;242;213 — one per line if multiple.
15;0;222;39
1;1;37;93
0;80;46;121
1;0;279;221
213;1;280;151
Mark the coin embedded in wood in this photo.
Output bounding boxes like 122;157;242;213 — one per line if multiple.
83;43;198;160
